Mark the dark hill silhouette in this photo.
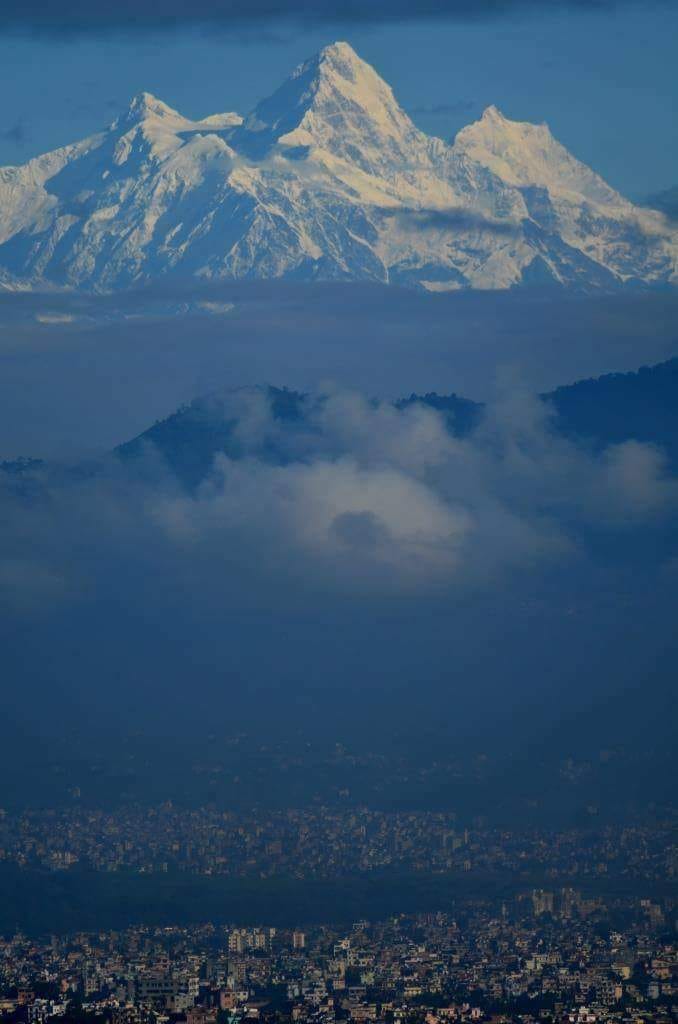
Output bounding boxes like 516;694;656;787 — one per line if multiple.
544;357;678;466
111;357;678;489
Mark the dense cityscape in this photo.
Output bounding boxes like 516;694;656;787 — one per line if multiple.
0;803;675;1024
0;892;675;1024
0;807;674;885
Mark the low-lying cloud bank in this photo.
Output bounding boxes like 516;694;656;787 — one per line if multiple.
2;383;678;755
3;386;677;613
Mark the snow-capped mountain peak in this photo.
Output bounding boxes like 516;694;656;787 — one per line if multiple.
455;105;623;207
235;40;425;175
105;91;243;168
479;104;508;123
0;41;675;293
118;91;184;125
113;92;242;142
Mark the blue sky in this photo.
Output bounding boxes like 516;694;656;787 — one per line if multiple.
0;3;676;199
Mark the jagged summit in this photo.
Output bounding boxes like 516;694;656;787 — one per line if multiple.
455;106;622;205
127;91;175;116
479;104;508;122
115;91;242;135
314;40;368;76
117;91;185;126
0;40;675;292
234;39;423;173
242;39;387;134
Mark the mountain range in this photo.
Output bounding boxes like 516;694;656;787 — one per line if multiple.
0;42;676;294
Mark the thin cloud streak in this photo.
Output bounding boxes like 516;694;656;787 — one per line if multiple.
388;207;520;237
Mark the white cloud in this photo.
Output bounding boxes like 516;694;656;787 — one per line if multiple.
2;385;677;618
